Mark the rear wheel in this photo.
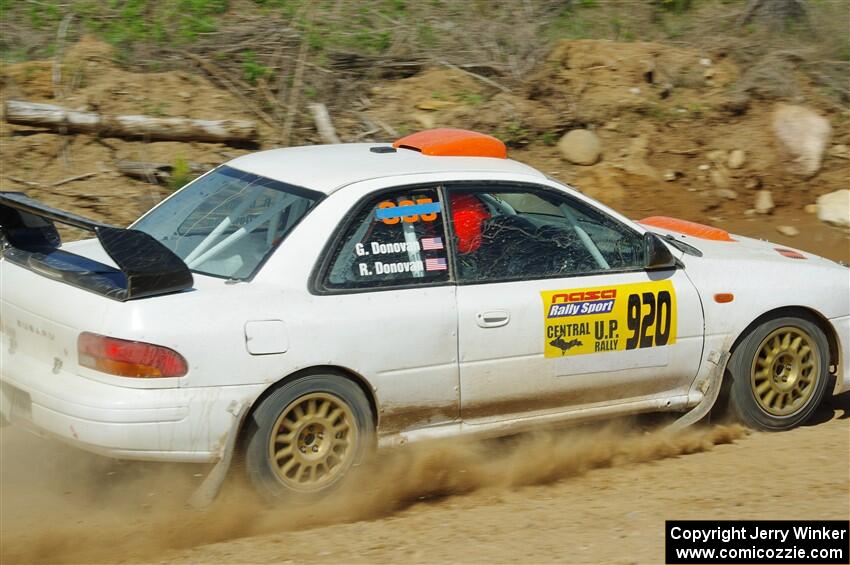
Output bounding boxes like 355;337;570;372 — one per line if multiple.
243;373;373;501
727;316;830;430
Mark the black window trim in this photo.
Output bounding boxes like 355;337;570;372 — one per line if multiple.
309;179;675;295
442;180;658;286
309;182;456;296
134;165;326;283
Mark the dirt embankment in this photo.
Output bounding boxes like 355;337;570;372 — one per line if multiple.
363;39;850;262
2;37;849;260
1;36;260;226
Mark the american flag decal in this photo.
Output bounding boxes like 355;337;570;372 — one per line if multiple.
425;257;448;271
421;237;444;251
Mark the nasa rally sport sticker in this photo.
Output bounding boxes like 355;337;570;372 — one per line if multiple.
540;281;677;357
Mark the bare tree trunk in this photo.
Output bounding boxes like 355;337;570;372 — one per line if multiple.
115;160;213;183
308;103;340;144
4;100;258;144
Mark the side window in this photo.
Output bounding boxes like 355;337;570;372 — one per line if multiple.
446;185;645;283
324;187;450;290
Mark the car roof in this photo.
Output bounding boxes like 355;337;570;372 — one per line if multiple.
225;143;546;194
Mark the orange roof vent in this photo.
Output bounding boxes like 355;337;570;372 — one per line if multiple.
640;216;736;242
393;128;507;159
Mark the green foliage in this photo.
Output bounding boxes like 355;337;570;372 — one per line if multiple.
19;0;231;55
305;32;324;51
168;157;192;191
499;121;532;147
547;3;592;40
836;40;850;62
416;23;437;48
456;91;484;106
142;101;169;116
655;0;694;14
241;51;269;84
609;16;624;39
539;131;558;146
686;102;707;118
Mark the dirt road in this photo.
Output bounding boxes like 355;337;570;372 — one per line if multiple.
1;392;847;564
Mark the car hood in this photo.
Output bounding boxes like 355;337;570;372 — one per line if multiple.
644;224;849;321
648;225;843;269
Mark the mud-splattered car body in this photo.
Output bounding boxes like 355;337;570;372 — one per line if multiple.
1;129;847;495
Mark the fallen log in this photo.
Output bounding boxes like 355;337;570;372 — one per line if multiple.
4;100;258;144
116;160;214;183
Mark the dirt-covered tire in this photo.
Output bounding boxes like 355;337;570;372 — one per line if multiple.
243;373;374;501
727;315;830;431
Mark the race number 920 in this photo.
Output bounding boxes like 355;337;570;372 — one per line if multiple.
625;291;672;349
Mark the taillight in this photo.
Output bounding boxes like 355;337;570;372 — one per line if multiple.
77;332;188;378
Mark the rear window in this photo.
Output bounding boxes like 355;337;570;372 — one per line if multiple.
323;186;450;290
133;166;321;280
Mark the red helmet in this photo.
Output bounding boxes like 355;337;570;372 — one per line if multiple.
450;193;490;253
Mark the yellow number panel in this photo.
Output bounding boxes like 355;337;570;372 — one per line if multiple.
540;281;677;358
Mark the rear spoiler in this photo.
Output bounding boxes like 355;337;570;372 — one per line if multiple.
0;191;193;301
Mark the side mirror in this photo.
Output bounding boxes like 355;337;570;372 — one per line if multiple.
644;232;677;270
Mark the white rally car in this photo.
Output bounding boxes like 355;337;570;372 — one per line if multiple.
1;129;848;500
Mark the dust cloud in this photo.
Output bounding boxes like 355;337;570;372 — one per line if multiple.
0;421;747;563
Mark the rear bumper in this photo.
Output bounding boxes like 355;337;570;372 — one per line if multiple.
0;352;264;463
831;315;850;395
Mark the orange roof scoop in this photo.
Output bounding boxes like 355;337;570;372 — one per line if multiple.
393;128;507;159
640;216;736;242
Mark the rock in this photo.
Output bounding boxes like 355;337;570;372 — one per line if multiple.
772;104;832;177
744;177;761;190
715;188;738;200
628;87;641;95
804;204;818;214
727;149;746;169
622;134;659;179
663;170;682;182
710;168;730;189
706;150;728;164
754;190;774;214
700;58;712;67
776;225;799;237
816;189;850;228
558;129;602;166
698;164;711;172
828;144;849;159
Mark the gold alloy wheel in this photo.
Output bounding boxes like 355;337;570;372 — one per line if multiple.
268;392;357;492
750;326;820;417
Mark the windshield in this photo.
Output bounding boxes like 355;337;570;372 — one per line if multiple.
133;166;322;280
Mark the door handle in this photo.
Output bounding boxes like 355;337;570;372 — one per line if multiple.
476;310;510;328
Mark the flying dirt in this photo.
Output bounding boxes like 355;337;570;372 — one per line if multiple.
1;396;847;564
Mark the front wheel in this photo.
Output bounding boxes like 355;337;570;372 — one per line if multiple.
243;373;374;501
727;316;830;431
